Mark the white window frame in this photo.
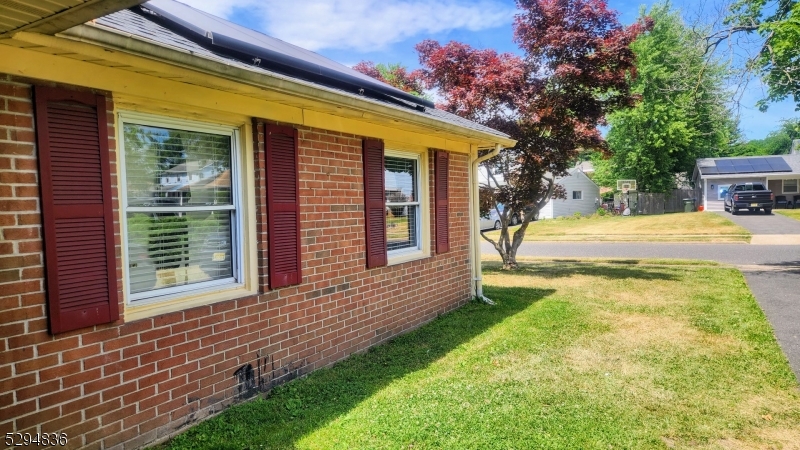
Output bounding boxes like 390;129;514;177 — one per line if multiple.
783;179;798;194
118;111;245;305
385;149;428;265
572;190;582;200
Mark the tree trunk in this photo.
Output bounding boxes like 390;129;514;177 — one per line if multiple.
480;177;555;270
480;213;534;269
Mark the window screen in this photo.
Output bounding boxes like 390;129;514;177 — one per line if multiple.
573;191;582;200
785;179;798;193
123;122;238;300
385;155;420;252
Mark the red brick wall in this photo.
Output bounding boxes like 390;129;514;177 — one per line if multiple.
0;77;472;449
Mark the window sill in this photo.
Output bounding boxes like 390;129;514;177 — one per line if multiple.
387;249;429;266
124;284;256;322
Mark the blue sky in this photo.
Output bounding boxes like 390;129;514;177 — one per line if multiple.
180;0;796;140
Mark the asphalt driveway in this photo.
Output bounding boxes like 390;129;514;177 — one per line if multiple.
482;241;800;381
716;210;800;234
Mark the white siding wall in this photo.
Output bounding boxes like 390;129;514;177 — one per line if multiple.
705;177;767;201
539;199;554;219
540;171;600;219
774;178;800;196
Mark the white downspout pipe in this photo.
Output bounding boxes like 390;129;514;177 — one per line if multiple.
703;178;707;212
470;144;502;305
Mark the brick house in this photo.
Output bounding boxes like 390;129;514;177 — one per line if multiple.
0;1;515;448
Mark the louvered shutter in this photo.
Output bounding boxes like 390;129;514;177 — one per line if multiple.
265;124;301;289
34;86;118;334
362;139;387;268
435;150;450;253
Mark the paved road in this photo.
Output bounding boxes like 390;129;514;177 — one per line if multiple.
484;242;800;266
716;210;800;234
482;241;800;381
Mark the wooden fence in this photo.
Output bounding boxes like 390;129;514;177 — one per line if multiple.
613;189;695;215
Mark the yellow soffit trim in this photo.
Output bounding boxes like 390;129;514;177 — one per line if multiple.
0;44;469;153
12;26;516;149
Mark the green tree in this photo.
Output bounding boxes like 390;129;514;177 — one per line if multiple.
356;0;646;270
723;0;800;110
593;3;735;193
727;118;800;155
352;61;428;99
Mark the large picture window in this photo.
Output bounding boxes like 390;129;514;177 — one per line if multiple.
784;179;798;194
120;114;241;302
385;152;421;254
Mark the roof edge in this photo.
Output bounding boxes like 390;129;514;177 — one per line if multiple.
0;0;146;38
698;173;798;179
137;3;435;109
697;154;797;162
565;167;600;189
40;25;516;147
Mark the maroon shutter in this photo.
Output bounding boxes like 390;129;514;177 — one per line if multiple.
265;124;301;289
435;150;450;253
362;139;387;268
34;86;118;334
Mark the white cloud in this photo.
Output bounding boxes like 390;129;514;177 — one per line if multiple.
176;0;254;18
177;0;515;52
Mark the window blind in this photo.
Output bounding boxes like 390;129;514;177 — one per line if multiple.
385;155;419;252
122;123;236;300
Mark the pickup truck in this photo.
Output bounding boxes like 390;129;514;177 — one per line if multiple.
724;182;775;215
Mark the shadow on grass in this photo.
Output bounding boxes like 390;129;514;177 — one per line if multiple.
162;288;556;450
483;261;681;281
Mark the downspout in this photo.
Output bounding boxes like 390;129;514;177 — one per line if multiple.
470;144;502;305
703;178;707;212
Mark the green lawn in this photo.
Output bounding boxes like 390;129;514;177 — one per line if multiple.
483;212;750;242
776;209;800;222
162;261;799;450
386;216;409;242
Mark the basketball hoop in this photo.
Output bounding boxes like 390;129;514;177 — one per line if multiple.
617;179;637;193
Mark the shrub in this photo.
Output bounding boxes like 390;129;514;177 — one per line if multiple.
573;211;582;219
596;207;607;216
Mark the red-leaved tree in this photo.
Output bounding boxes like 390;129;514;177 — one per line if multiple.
415;0;650;268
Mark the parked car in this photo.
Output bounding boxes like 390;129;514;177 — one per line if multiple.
480;204;521;230
724;182;775;215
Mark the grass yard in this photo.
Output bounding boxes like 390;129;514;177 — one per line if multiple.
483;212;750;242
386;216;412;246
162;260;799;450
776;209;800;222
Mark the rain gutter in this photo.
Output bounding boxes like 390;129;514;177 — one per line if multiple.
470;144;502;305
135;3;435;110
45;26;516;148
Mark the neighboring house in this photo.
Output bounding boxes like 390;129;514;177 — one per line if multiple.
575;160;594;175
692;152;800;211
539;167;601;219
0;1;516;448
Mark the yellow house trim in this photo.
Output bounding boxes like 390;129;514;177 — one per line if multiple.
4;29;516;151
114;111;260;322
0;26;515;315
